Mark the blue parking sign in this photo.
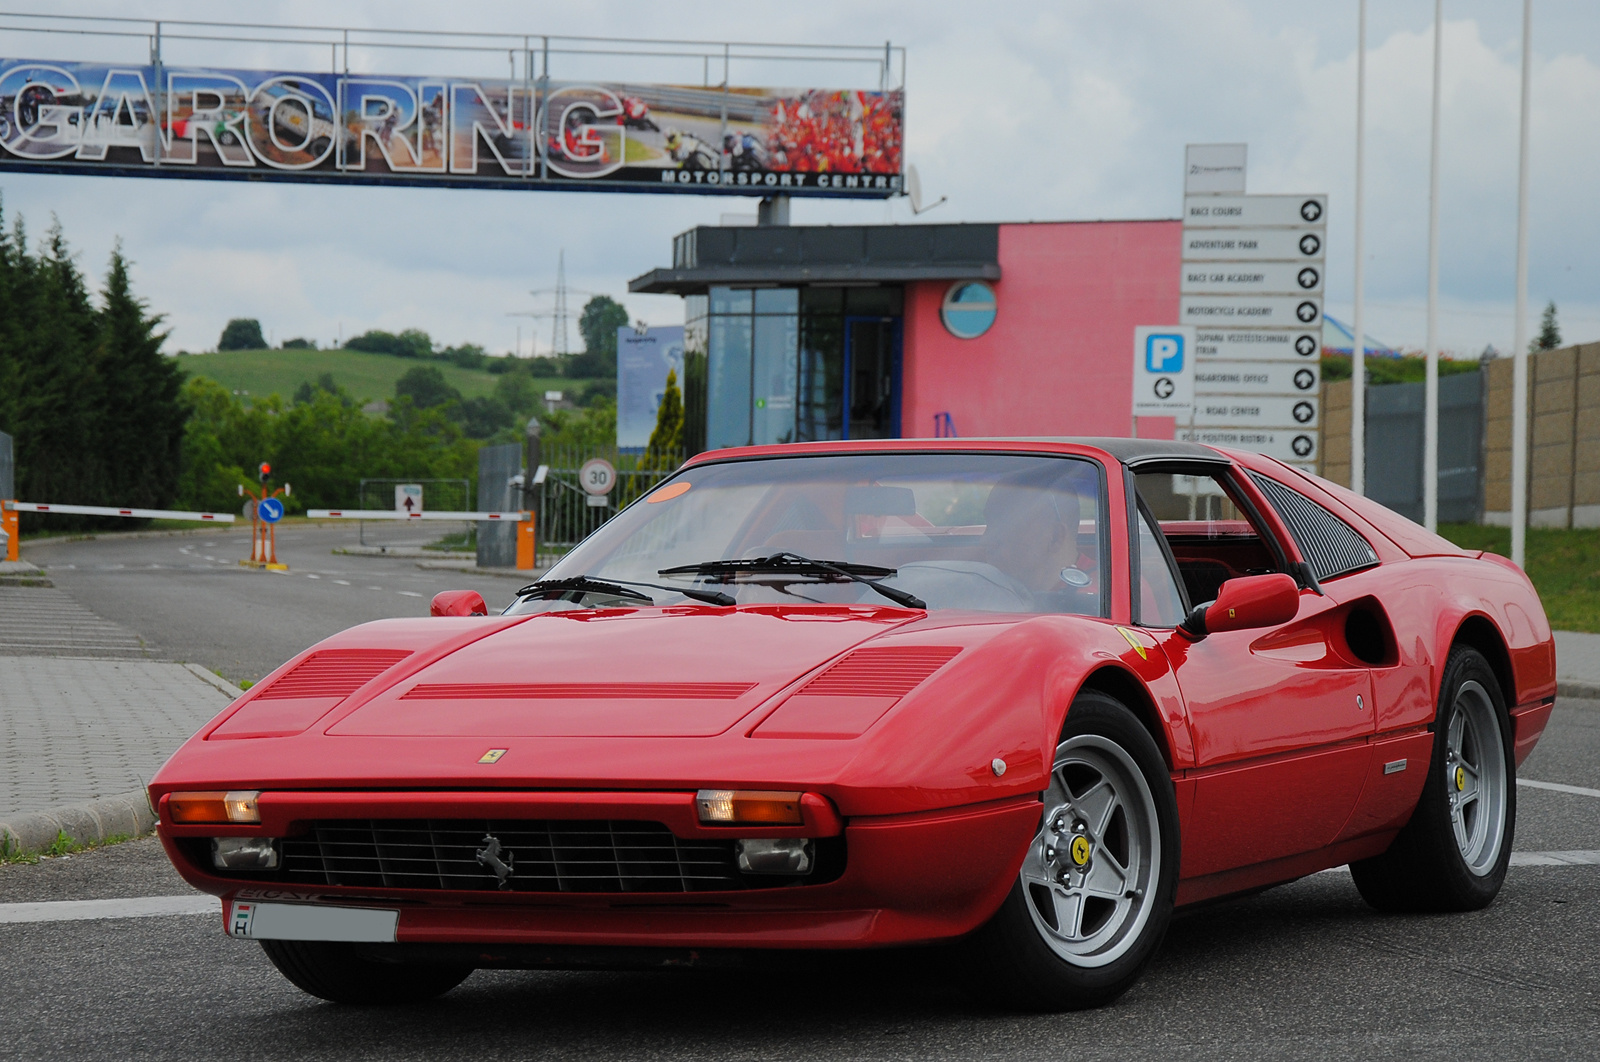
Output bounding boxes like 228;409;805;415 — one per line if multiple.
1146;333;1185;373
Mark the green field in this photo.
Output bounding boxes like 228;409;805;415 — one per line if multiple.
174;348;564;405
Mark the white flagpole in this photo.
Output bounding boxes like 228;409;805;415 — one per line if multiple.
1511;0;1534;567
1351;0;1368;495
1423;0;1443;530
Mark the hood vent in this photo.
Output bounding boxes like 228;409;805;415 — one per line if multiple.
255;649;413;700
401;682;757;700
799;646;960;698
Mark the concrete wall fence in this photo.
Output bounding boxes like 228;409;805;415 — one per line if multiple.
1318;341;1600;528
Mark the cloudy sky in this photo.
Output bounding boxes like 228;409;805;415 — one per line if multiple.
3;0;1596;357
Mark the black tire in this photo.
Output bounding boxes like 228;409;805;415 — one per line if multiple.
260;940;473;1004
960;691;1180;1010
1350;646;1515;913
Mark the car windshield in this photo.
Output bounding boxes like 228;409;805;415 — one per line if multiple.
510;452;1105;616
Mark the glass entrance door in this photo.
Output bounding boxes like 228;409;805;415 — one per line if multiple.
844;316;901;439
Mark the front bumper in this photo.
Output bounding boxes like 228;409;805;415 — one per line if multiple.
158;790;1040;949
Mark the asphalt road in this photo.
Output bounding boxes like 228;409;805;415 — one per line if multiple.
25;523;534;684
3;529;1598;1059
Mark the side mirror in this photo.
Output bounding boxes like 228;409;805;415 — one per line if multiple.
1179;572;1299;640
430;589;488;617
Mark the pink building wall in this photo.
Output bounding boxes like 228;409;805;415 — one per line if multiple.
901;219;1181;440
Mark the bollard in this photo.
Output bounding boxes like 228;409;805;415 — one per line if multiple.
516;512;537;571
2;503;18;562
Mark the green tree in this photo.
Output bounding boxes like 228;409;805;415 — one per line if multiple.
1533;301;1562;352
94;247;184;509
280;336;316;349
642;368;683;469
346;328;434;358
394;365;460;409
571;295;629;378
218;318;265;350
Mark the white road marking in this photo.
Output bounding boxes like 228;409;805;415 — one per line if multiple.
1511;850;1600;866
306;573;320;579
396;591;422;598
333;580;350;586
1518;778;1600;799
0;895;219;924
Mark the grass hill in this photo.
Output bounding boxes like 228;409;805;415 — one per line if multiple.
174;348;565;405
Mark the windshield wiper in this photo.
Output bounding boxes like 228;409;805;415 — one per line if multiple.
518;576;734;607
658;551;925;610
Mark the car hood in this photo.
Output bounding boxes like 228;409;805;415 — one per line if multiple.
304;605;921;740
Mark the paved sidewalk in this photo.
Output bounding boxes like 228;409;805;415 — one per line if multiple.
0;656;235;820
0;586;153;658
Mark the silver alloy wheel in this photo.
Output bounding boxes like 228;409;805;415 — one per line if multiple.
1444;679;1509;875
1019;734;1160;968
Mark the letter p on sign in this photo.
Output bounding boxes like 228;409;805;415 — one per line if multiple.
1146;334;1184;373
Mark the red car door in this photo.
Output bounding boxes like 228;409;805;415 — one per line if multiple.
1131;467;1375;882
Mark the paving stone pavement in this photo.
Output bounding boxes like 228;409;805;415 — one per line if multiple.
0;655;235;820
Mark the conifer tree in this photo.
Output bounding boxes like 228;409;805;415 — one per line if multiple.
644;368;684;470
95;246;183;508
1532;301;1561;352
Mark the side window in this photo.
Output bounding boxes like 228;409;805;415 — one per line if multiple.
1248;472;1378;581
1135;469;1284;606
1135;505;1188;628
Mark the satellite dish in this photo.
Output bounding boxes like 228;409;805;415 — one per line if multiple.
906;163;947;215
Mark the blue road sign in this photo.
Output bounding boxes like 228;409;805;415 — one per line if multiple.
257;497;285;523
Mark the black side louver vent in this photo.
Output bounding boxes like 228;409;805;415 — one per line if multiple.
1249;473;1379;582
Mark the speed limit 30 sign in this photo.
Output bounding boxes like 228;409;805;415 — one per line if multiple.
579;458;617;508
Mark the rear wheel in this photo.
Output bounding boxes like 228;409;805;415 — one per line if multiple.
962;691;1179;1010
260;940;473;1004
1350;646;1514;912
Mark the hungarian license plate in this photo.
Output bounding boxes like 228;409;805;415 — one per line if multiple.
227;900;398;942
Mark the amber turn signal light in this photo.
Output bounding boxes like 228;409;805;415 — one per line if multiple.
696;790;804;826
168;791;262;824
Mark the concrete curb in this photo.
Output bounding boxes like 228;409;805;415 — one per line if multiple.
179;662;245;700
1558;681;1600;701
0;789;156;857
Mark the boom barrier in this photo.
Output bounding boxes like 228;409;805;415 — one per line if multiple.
307;510;526;521
5;502;236;522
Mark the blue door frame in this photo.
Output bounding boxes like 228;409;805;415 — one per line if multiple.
841;315;903;440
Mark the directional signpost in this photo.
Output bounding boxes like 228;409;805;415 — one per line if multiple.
1177;147;1326;472
394;484;424;516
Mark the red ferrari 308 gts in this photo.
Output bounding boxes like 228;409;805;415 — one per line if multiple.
151;438;1556;1009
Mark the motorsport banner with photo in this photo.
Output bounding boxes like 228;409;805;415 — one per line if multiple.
0;59;903;196
617;326;686;450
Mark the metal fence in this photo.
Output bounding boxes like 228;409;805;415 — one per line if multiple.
1365;372;1484;525
354;477;472;549
536;447;684;567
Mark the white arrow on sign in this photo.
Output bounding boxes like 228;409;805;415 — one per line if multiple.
1193;361;1322;397
1179;427;1319;463
1192;395;1320;429
1183;194;1328;228
1195;329;1321;361
1181;296;1321;329
1182;227;1325;261
1181;261;1323;296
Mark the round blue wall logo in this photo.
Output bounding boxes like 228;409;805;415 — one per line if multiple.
941;281;996;339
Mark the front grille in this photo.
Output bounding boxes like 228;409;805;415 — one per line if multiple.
236;819;762;893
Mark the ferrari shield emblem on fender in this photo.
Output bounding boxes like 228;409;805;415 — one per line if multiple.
1115;626;1149;660
478;748;507;764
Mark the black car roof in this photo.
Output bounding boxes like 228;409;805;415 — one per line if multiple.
976;437;1232;468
